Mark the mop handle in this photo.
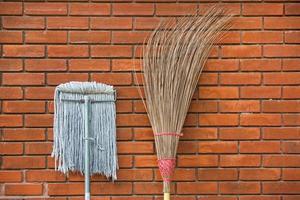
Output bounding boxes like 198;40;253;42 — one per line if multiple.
84;96;90;200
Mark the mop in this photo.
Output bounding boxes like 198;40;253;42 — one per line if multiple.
52;81;118;200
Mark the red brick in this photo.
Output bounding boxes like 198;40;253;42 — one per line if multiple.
0;171;22;182
92;73;132;86
265;17;300;29
25;142;52;155
25;59;67;71
263;155;300;167
243;3;283;15
262;100;300;112
285;3;300;15
263;128;300;140
113;3;154;16
116;128;133;140
240;59;281;71
240;141;281;153
183;128;218;140
118;169;153;181
188;101;218;113
0;2;22;15
263;182;300;194
199;3;241;15
283;114;300;126
137;182;175;194
112;59;141;71
283;169;300;180
178;155;218;167
134;17;162;30
177;182;217;194
26;170;65;182
198;73;218;85
25;31;67;44
199;141;238;153
2;156;46;169
118;142;153;154
242;31;283;43
0;142;23;155
156;4;197;16
264;45;300;57
69;3;110;15
199;114;238;126
220;182;260;194
219;128;260;140
217;31;241;44
116;87;141;99
5;184;43;196
283;86;300;99
117;114;149;126
25;114;53;127
3;16;44;29
222;45;262;58
282;142;300;153
3;101;45;113
47;17;89;29
241;114;281;126
240;86;281;99
25;87;55;100
47;73;88;85
112;31;150;44
0;59;22;71
231;17;262;30
91;45;132;58
25;3;67;15
91;17;132;30
0;115;23;127
240;169;280;181
204;59;239;72
3;45;44;58
199;87;239;99
219;100;260;112
0;87;23;100
0;31;23;43
220;155;261;167
134;155;156;167
285;31;300;43
48;45;88;58
220;73;261;85
69;59;110;71
177;141;198;153
3;73;44;86
70;31;110;44
155;169;196;181
2;128;45;141
198;169;238;181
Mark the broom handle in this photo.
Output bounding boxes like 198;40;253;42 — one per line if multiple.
84;96;90;200
164;193;170;200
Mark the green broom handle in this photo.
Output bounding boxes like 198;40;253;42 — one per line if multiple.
84;96;91;200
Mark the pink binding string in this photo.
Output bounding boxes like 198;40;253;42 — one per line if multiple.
158;158;176;182
154;132;183;137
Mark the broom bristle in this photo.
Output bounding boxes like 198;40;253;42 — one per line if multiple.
141;6;231;193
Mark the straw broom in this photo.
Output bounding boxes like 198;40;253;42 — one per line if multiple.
140;6;231;199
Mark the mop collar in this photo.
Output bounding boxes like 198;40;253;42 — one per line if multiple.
154;132;183;137
158;158;176;182
56;81;114;94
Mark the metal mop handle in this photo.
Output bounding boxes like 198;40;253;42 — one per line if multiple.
84;96;91;200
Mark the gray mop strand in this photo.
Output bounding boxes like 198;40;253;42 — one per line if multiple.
52;81;118;180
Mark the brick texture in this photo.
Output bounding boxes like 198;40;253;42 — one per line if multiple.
0;1;300;199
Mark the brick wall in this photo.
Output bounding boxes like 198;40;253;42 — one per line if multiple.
0;1;300;199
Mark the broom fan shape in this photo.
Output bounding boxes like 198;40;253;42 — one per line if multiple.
140;6;231;199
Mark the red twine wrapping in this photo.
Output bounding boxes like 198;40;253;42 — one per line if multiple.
154;132;183;137
158;158;176;182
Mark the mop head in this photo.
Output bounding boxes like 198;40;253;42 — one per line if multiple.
52;81;118;180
